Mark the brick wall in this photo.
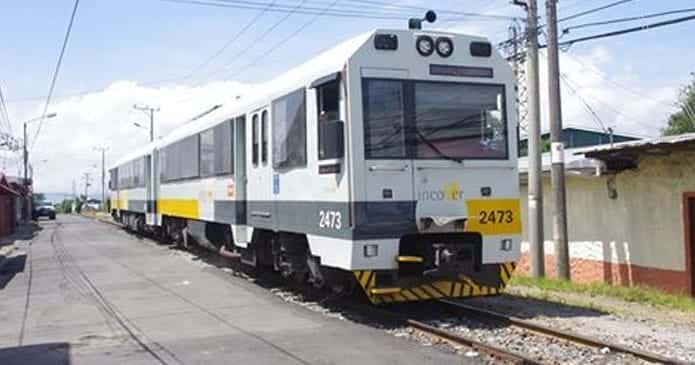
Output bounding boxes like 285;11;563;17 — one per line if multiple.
517;252;691;296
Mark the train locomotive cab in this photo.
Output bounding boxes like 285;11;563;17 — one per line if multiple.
344;28;521;303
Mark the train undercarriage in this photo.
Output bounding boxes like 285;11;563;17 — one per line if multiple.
114;210;516;304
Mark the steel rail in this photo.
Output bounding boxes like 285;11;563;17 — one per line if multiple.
442;301;689;365
337;301;546;365
405;317;545;365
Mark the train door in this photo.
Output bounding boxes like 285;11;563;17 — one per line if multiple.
145;154;155;225
152;150;160;226
362;78;415;207
234;116;248;246
246;107;273;231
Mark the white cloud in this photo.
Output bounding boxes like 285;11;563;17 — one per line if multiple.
535;46;679;138
6;80;248;194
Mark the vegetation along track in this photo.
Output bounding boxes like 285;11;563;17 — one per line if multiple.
439;300;688;365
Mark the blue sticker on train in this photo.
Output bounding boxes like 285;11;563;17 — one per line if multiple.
273;174;280;195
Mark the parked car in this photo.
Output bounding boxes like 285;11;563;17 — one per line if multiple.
33;203;56;220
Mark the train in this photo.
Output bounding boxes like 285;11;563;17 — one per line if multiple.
109;20;521;304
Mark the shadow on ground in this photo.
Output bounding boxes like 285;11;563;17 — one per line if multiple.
0;222;42;247
0;342;71;365
459;293;609;319
0;254;27;289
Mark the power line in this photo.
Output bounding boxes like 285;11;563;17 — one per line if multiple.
31;0;80;152
500;0;636;47
0;85;12;135
160;0;517;21
227;0;342;78
179;0;280;81
162;0;313;104
558;13;695;48
563;7;695;33
564;51;674;109
558;69;658;132
558;72;608;133
558;0;634;22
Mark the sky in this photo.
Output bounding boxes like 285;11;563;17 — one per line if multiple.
1;0;694;194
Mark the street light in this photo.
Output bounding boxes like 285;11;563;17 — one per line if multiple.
133;121;153;141
133;104;159;142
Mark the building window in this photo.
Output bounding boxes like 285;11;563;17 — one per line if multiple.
272;88;306;169
199;121;234;177
317;80;340;160
261;110;268;165
161;135;200;182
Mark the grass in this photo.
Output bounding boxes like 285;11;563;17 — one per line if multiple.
510;275;695;313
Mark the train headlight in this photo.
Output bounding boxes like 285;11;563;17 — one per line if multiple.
435;37;454;57
416;35;434;56
363;244;379;257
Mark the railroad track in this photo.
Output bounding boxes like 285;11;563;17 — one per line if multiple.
440;300;688;365
95;218;687;364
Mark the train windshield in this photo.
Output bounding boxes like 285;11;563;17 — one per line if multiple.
363;79;508;160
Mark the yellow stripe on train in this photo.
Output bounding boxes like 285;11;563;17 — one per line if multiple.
158;199;199;219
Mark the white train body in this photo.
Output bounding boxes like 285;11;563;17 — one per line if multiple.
110;28;521;304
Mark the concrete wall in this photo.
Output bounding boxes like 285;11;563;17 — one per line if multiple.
519;150;695;294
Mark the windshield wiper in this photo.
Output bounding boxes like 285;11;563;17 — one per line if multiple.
412;127;463;164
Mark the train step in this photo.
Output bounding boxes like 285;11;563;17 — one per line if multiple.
396;256;424;263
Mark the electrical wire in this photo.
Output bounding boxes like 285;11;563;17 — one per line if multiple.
501;0;636;46
558;69;659;132
564;51;674;109
160;0;517;21
178;0;280;81
0;85;13;135
167;0;340;106
31;0;80;152
557;13;695;48
563;7;695;33
558;0;634;22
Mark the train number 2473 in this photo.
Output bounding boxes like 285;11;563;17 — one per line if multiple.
319;210;342;229
479;209;514;224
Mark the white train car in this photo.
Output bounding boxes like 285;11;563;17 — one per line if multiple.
110;25;521;304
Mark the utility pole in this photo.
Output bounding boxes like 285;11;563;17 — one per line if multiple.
546;0;569;280
94;146;109;210
133;104;159;142
82;172;92;201
515;0;545;277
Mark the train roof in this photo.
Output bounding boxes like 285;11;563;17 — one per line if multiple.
112;28;492;169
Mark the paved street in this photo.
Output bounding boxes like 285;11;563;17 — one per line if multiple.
0;215;469;365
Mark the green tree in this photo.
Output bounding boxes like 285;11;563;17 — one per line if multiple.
33;192;46;203
662;73;695;136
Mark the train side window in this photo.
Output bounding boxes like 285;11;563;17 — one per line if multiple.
317;80;340;160
272;88;307;169
252;114;259;166
261;110;268;165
